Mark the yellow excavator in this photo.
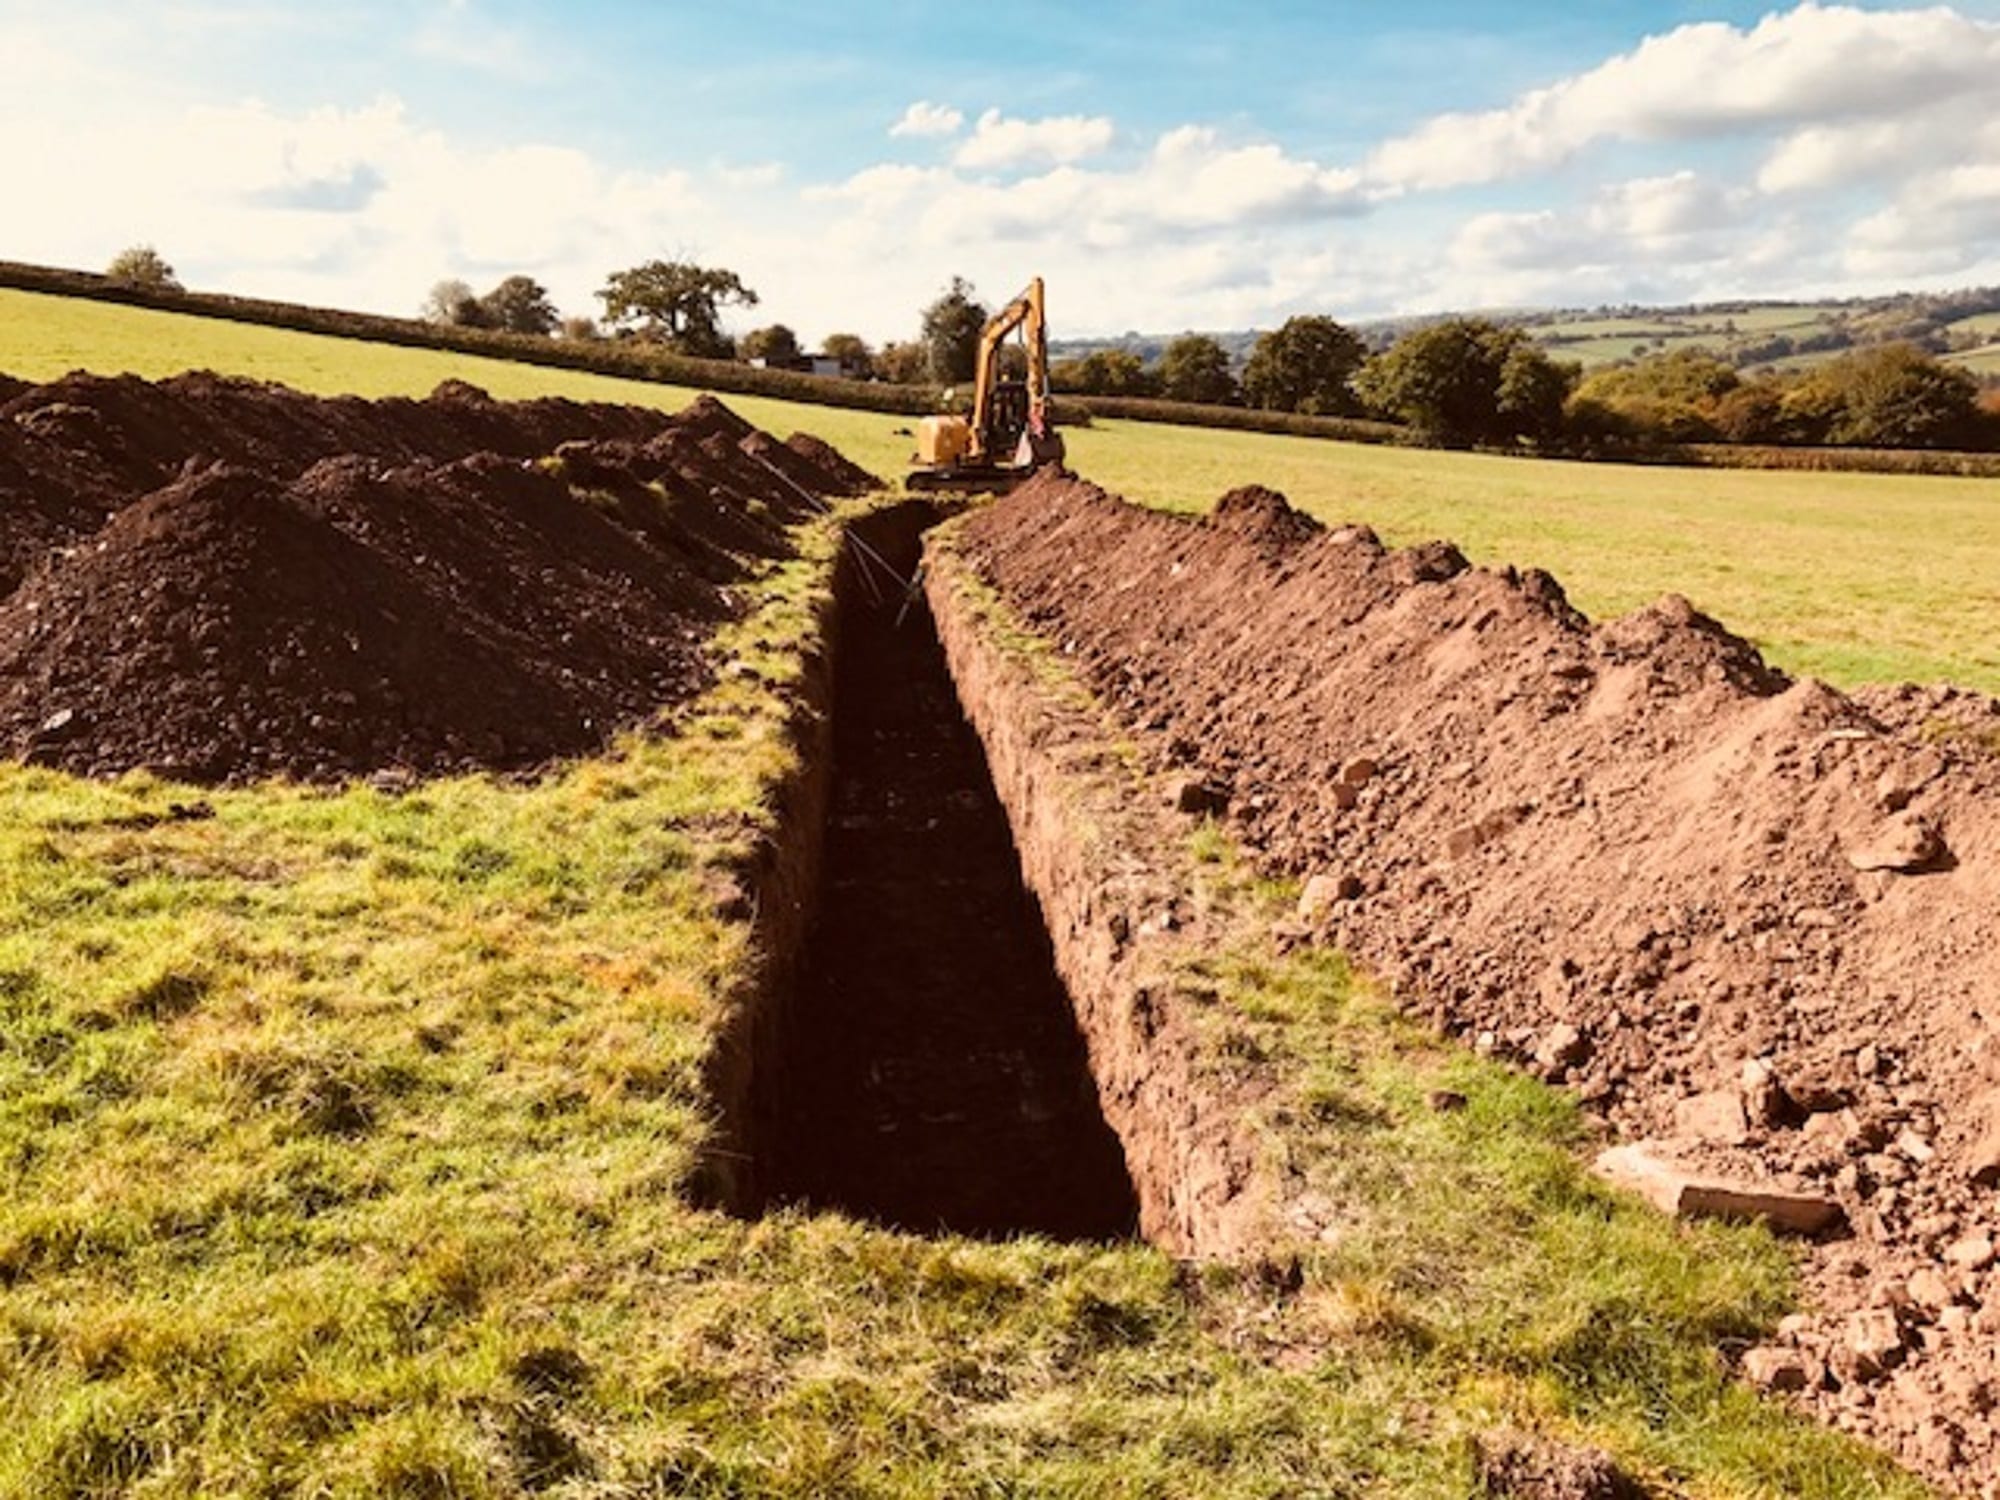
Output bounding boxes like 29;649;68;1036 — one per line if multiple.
908;277;1066;492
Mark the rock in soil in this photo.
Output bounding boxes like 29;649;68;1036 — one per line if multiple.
1594;1143;1845;1235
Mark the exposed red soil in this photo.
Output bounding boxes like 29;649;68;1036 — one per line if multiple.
0;372;877;782
960;468;2000;1494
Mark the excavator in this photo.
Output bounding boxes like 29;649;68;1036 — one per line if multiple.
908;276;1066;492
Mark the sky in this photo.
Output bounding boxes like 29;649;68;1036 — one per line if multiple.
5;1;2000;344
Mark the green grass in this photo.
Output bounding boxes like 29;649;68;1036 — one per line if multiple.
1537;318;1690;341
10;285;1995;695
1554;335;1706;366
1943;311;2000;339
1946;343;2000;376
0;290;1937;1494
1714;305;1846;334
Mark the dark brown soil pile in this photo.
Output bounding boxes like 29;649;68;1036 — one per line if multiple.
0;371;686;595
0;373;878;782
960;469;2000;1493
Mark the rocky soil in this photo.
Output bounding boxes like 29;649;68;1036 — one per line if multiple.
961;469;2000;1495
0;372;875;781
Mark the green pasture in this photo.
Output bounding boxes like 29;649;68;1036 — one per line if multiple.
1944;311;2000;339
1947;343;2000;376
1535;317;1688;340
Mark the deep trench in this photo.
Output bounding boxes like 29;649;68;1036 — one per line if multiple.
766;507;1141;1241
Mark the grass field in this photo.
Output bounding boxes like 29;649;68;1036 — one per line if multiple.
1536;317;1687;340
1945;311;2000;340
1948;343;2000;376
7;286;1999;696
0;292;1949;1494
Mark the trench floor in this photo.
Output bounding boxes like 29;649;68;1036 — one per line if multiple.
771;529;1139;1241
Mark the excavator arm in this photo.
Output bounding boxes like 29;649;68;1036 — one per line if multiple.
966;279;1050;462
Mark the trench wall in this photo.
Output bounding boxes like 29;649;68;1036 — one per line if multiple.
700;505;1273;1260
923;538;1272;1260
688;580;839;1215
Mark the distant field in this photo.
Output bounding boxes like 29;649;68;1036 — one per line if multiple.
1536;317;1686;340
1552;334;1701;365
1525;302;1853;369
1948;343;2000;375
8;285;2000;695
1718;304;1845;333
1946;311;2000;339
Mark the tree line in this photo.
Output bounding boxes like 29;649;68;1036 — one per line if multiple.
115;244;1995;454
411;263;2000;454
1053;313;1998;453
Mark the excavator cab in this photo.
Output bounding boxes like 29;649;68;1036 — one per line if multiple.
986;378;1029;462
909;277;1066;492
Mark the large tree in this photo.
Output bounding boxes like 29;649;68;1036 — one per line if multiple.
1156;334;1238;405
920;277;988;386
874;340;929;385
106;245;181;291
478;275;559;336
1241;316;1366;415
1358;318;1574;446
1572;348;1740;442
1494;339;1578;445
741;324;802;364
422;278;483;326
1786;343;1981;448
597;260;757;358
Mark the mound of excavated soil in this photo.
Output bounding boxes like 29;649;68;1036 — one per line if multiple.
0;372;685;596
0;373;879;781
960;469;2000;1494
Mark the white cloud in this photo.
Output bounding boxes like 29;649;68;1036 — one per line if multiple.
816;122;1367;257
0;93;709;320
805;162;951;213
889;100;963;139
1847;161;2000;277
7;4;2000;347
1757;101;1999;195
1141;126;1369;228
718;162;786;190
1445;171;1748;309
1366;3;2000;193
953;109;1115;170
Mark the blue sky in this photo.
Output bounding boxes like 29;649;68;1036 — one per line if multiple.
5;1;2000;341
